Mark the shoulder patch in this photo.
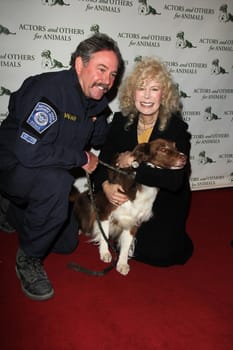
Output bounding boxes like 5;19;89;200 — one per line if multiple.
26;101;57;134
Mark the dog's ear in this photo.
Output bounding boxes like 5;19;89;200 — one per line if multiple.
131;142;151;162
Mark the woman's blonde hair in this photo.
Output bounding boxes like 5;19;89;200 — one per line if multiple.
118;57;181;131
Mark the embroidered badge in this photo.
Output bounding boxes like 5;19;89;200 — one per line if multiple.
26;101;57;134
20;132;37;144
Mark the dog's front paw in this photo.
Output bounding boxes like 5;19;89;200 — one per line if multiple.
100;251;112;263
116;263;130;275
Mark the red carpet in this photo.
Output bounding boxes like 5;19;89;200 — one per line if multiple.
1;188;232;350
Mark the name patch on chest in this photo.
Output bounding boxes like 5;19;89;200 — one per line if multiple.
64;112;77;121
26;101;57;134
20;131;37;144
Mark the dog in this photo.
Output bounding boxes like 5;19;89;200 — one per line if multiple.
74;139;187;276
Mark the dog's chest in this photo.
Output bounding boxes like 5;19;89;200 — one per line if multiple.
111;186;158;227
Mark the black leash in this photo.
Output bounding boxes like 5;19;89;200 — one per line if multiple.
99;159;135;178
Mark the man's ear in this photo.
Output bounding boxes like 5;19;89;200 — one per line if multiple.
75;56;83;74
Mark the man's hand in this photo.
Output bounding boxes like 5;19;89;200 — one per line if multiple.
82;151;99;173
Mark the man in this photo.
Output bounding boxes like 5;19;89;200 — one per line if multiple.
0;33;123;301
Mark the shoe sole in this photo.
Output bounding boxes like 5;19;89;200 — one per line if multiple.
15;266;54;301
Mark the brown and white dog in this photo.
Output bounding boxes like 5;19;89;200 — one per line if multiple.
74;139;187;275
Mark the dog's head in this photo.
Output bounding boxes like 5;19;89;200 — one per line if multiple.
131;138;187;169
107;138;186;197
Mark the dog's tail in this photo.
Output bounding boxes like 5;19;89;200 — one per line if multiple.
74;192;96;234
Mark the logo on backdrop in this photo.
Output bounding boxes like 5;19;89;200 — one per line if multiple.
163;4;214;21
175;84;191;99
199;37;233;53
0;53;35;68
78;0;133;13
41;50;68;69
182;110;200;122
176;31;197;49
134;56;143;62
41;0;70;6
0;24;16;35
164;60;206;74
118;32;171;48
19;24;84;41
210;59;229;75
132;57;196;80
192;132;229;146
203;107;221;121
218;4;233;22
193;87;233;101
137;0;161;15
90;24;100;33
219;153;233;165
223;109;233;121
0;86;11;96
198;151;216;165
190;144;233;188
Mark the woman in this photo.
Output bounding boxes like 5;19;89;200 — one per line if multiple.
93;57;193;267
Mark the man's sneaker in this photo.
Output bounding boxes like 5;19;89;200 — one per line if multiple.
16;249;54;301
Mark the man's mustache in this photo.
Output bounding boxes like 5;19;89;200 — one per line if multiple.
93;83;109;92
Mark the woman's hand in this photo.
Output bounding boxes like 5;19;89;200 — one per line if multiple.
102;180;128;206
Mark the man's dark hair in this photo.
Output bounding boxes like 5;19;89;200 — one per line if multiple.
70;32;123;71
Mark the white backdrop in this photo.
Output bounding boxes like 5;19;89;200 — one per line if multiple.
0;0;233;190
